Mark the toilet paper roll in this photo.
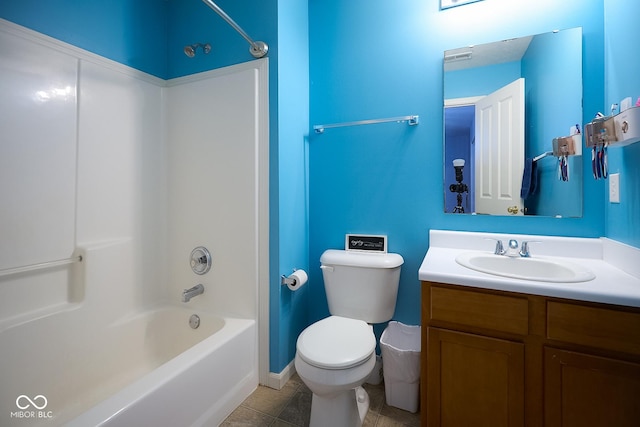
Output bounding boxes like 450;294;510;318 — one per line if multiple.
287;269;308;291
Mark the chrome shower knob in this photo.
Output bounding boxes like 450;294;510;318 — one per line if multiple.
190;246;212;275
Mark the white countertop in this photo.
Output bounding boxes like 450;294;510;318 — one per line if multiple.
419;230;640;308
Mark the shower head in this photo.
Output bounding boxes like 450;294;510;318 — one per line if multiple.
184;43;211;57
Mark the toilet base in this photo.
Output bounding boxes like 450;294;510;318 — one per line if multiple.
309;386;369;427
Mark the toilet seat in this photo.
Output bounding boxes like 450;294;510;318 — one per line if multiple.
296;316;376;370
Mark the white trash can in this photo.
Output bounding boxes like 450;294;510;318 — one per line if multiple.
380;321;421;413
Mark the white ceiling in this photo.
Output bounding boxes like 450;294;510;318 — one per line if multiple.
444;36;533;71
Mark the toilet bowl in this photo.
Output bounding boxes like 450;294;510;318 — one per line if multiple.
295;249;404;427
295;316;376;427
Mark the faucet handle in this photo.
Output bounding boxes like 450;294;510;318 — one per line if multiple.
485;238;505;255
519;241;540;257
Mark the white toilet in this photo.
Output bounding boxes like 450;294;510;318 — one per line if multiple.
295;249;404;427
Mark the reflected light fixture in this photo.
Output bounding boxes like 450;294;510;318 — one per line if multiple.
444;51;473;63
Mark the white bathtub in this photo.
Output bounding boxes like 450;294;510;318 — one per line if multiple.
1;306;257;427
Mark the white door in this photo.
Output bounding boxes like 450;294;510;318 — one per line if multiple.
474;78;525;215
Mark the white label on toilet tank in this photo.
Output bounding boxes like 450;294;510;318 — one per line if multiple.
345;234;387;252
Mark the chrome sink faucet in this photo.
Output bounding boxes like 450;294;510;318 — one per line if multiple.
182;284;204;302
489;238;537;257
506;239;520;257
518;241;539;257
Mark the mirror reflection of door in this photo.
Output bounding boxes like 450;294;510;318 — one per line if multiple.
445;78;525;215
475;78;525;215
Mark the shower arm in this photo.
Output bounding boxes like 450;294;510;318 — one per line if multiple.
201;0;268;58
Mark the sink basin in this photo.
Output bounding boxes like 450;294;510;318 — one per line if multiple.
455;252;595;283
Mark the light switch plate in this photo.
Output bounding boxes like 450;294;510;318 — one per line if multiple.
610;173;620;203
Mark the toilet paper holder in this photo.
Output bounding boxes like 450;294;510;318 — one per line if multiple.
281;269;309;291
281;269;300;287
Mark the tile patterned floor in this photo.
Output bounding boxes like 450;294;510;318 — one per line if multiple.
221;374;420;427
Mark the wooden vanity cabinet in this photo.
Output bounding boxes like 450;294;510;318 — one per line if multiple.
426;327;525;426
421;281;640;427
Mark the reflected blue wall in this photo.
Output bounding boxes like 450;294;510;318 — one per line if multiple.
445;61;520;99
523;28;582;217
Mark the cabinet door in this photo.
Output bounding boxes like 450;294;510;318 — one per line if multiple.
427;327;525;427
545;347;640;427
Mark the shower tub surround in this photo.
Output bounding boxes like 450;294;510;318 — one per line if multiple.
1;242;256;427
2;257;255;426
0;19;268;427
68;315;255;427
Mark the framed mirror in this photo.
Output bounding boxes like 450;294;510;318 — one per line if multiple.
443;27;583;217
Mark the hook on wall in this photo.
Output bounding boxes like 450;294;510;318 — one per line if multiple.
184;43;212;58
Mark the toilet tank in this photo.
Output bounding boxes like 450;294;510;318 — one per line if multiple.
320;249;404;324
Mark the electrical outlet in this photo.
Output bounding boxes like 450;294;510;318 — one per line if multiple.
610;173;620;203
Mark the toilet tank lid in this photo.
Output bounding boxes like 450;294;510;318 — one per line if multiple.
320;249;404;269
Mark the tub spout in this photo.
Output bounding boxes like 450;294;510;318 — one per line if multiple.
182;284;204;302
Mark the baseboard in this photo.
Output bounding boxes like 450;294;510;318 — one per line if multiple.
266;360;296;390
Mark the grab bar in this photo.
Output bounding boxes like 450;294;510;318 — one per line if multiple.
0;255;82;278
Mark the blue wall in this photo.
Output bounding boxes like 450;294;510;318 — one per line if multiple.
0;0;168;78
166;0;277;79
2;0;639;377
308;0;606;331
604;0;640;247
271;0;310;372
